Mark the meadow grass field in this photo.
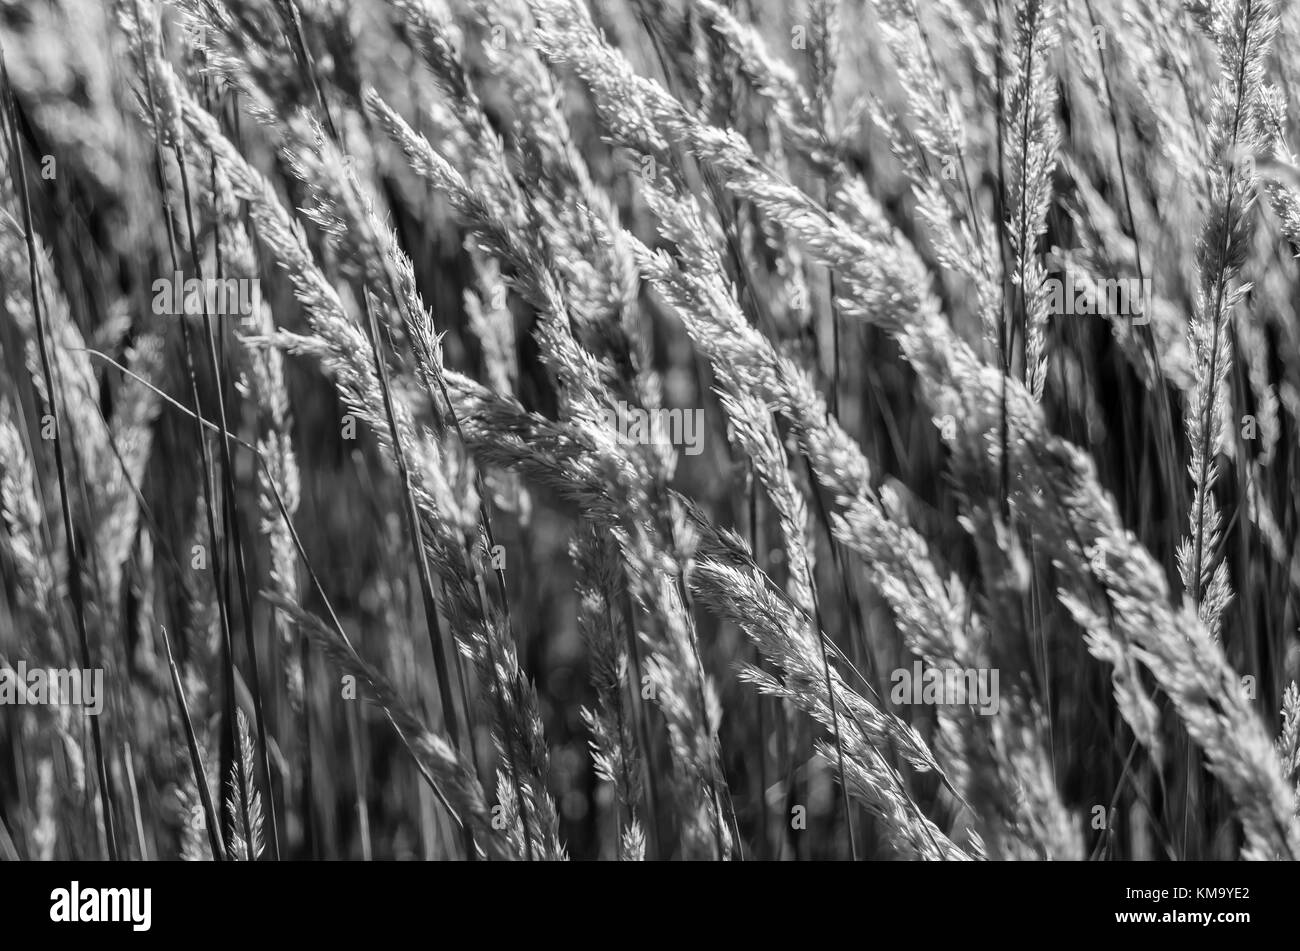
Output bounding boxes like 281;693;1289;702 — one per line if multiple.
1;0;1299;862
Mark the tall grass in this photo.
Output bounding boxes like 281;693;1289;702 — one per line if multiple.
1;0;1299;861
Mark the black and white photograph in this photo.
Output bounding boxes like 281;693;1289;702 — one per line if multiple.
0;0;1296;928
